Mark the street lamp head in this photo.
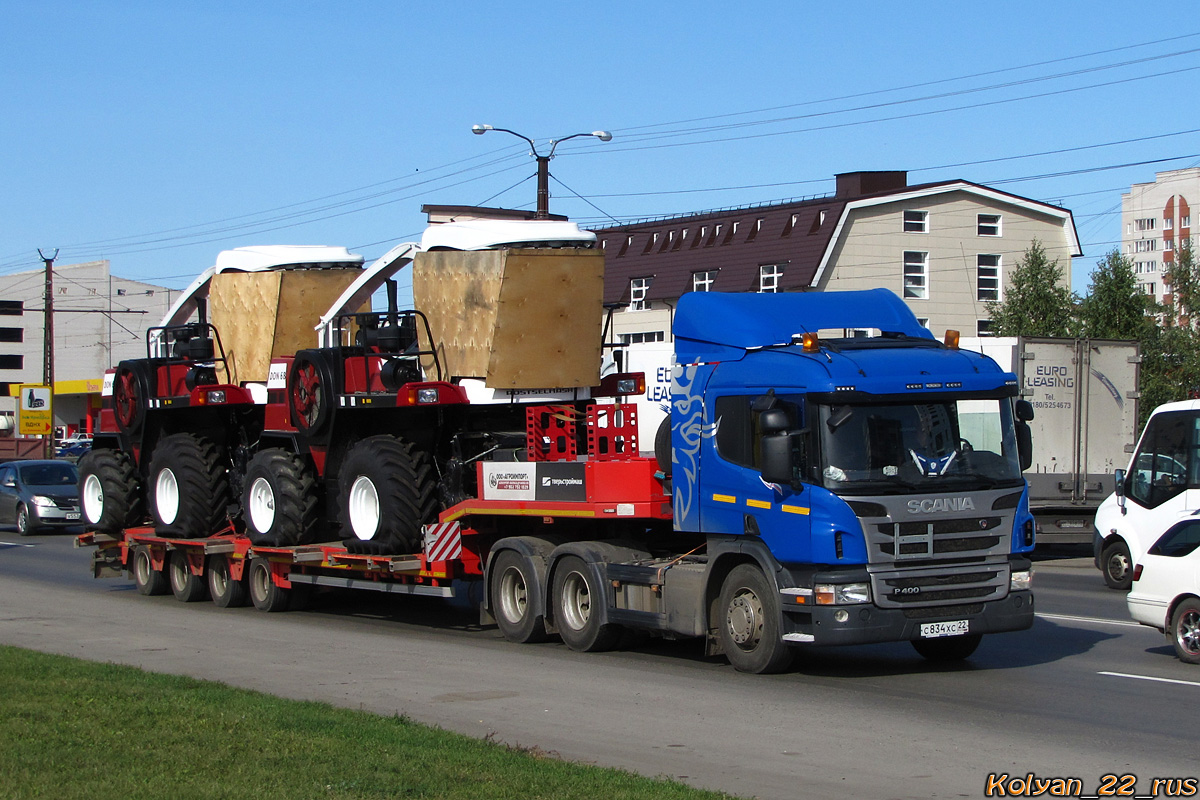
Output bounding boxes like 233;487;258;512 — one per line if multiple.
471;124;493;135
593;130;613;142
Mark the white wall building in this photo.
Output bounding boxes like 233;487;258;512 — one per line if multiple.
1122;166;1199;305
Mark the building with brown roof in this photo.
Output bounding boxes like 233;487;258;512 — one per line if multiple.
592;171;1080;343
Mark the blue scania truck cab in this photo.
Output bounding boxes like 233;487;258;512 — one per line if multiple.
666;288;1035;671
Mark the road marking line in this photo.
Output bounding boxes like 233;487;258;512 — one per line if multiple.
1036;612;1142;628
1099;671;1200;688
0;541;36;548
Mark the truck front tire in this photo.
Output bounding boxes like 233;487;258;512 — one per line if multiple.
490;549;549;644
1101;539;1133;590
717;564;794;674
78;449;144;534
148;433;231;539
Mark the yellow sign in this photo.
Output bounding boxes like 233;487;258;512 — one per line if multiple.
18;384;53;436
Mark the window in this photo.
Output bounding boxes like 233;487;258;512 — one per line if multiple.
759;263;784;293
1148;520;1200;558
620;331;665;344
903;210;928;233
1125;410;1200;508
977;319;994;337
629;277;651;311
1135;239;1157;253
903;251;928;299
977;254;1001;302
1165;238;1175;251
1165;217;1174;231
1136;217;1157;232
642;233;658;254
1183;215;1191;228
977;214;1002;236
692;270;717;293
1144;282;1157;296
714;394;804;471
916;318;930;329
617;235;632;257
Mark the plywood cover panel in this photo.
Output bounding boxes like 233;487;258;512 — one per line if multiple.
413;250;505;379
209;269;363;384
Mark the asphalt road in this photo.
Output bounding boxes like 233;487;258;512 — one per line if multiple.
1;532;1197;800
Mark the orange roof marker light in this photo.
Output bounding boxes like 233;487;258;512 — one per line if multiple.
944;329;960;350
801;332;820;353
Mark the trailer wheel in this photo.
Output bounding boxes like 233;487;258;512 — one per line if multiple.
112;362;151;434
289;352;335;434
552;555;620;652
490;550;549;644
243;449;318;546
248;557;290;612
717;564;793;674
338;435;437;553
1101;539;1133;590
168;550;209;603
133;546;169;596
1170;598;1200;665
208;555;248;608
148;433;231;539
78;449;145;533
912;633;983;662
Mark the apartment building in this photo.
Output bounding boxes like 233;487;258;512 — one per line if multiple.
1122;166;1199;305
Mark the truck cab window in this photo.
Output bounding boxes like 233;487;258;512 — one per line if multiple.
714;394;803;470
1126;411;1200;508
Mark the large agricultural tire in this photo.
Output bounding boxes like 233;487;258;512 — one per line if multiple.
247;557;291;613
338;435;437;554
717;564;794;674
132;546;169;596
112;362;152;434
147;433;231;539
243;449;319;546
207;555;248;608
490;549;549;644
552;555;621;653
168;550;209;603
78;449;145;534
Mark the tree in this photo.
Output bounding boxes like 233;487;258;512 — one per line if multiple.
1078;249;1150;340
985;240;1078;337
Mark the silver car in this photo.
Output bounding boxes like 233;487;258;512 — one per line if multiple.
0;460;81;535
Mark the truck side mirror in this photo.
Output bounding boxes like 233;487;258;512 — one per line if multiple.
759;407;789;435
1113;468;1125;500
1015;399;1034;422
760;433;795;486
1017;422;1033;472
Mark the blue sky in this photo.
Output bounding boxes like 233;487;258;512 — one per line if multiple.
2;1;1198;300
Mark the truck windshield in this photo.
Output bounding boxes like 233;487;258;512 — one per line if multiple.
817;398;1023;493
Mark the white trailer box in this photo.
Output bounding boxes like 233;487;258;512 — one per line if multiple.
962;337;1140;543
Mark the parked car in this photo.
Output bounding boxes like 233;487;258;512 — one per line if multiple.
55;440;92;461
0;459;81;535
1127;513;1200;664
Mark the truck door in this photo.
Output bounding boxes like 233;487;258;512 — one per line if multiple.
700;393;811;549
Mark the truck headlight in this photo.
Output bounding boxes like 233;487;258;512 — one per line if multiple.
814;582;871;605
1010;570;1032;591
32;495;56;508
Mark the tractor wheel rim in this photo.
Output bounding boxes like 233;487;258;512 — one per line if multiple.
347;476;380;541
156;468;179;525
248;477;276;534
82;473;105;524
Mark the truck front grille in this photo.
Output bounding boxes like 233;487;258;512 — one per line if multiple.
869;564;1009;609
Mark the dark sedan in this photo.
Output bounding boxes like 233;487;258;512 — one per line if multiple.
0;460;81;535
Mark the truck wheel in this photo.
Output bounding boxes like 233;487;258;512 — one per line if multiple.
1170;598;1200;665
78;449;145;533
912;633;983;661
552;555;620;652
717;564;793;674
1101;540;1133;590
338;435;437;553
112;362;151;433
243;449;318;546
289;351;335;434
148;433;231;539
490;549;549;644
248;557;290;612
207;555;248;608
133;546;169;596
168;550;209;603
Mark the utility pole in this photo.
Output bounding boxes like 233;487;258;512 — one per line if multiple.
38;249;57;390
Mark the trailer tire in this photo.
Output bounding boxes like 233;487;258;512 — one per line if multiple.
338;435;437;554
112;361;152;434
243;449;318;546
552;555;620;652
1101;539;1133;590
717;564;794;674
912;633;983;662
1170;597;1200;665
208;555;248;608
289;351;335;434
148;433;231;539
248;557;290;612
133;546;169;596
78;449;144;533
490;550;549;644
168;550;209;603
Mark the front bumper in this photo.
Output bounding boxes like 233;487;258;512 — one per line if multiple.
33;504;83;526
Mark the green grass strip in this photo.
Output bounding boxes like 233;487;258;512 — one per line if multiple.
0;645;737;800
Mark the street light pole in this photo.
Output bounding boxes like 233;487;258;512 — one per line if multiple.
472;125;612;218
